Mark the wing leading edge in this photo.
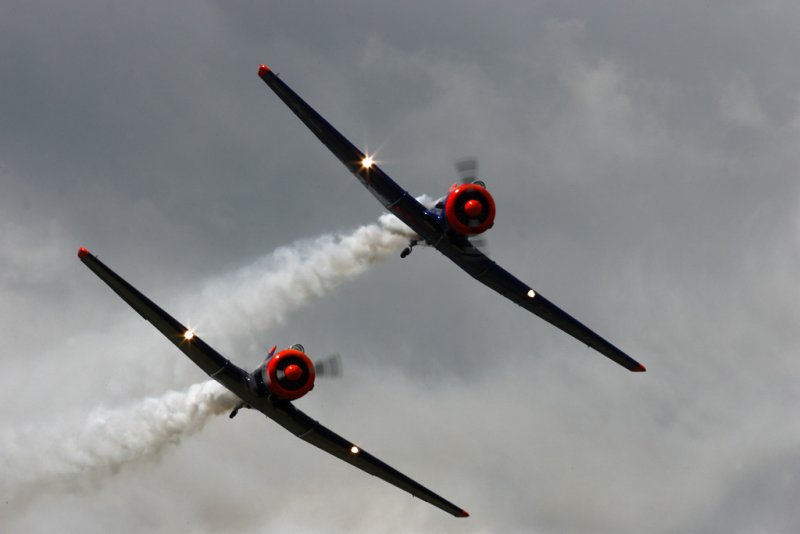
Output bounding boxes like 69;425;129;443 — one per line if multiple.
256;65;646;372
257;64;440;240
77;247;468;517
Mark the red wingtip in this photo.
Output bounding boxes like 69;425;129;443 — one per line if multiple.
457;510;470;518
258;64;271;77
632;363;647;372
78;247;90;259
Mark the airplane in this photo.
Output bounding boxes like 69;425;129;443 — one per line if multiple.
77;247;468;518
256;64;646;373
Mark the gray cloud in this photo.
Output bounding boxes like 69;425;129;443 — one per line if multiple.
3;0;800;532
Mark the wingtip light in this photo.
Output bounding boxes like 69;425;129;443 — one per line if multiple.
633;363;646;372
258;64;271;77
457;510;470;518
78;247;90;259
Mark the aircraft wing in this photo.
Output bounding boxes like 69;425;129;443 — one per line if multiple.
257;65;442;241
265;399;470;518
257;65;645;373
77;247;468;517
430;241;645;372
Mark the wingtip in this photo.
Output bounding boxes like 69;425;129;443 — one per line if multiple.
632;363;647;372
78;247;90;259
456;509;470;518
258;64;271;77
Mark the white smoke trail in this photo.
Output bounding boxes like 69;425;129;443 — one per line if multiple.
2;210;421;503
1;380;237;500
197;210;421;338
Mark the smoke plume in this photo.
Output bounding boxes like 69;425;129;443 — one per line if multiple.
1;212;416;503
2;380;237;502
198;210;420;337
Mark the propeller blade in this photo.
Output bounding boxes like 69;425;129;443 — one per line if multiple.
457;157;490;253
468;236;490;255
455;157;478;184
316;353;342;378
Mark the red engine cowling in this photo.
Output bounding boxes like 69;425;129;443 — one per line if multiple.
444;182;496;235
263;348;316;400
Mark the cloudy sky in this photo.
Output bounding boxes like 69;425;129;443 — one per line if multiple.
3;1;800;532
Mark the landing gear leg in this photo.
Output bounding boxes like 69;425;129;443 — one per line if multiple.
229;401;246;419
400;239;418;259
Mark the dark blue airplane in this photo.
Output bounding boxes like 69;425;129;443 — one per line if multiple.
257;64;645;373
78;247;468;517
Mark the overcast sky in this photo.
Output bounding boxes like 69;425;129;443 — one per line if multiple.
3;1;800;532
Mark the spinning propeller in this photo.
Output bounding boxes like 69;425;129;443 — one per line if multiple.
455;157;489;253
267;344;342;379
315;352;343;378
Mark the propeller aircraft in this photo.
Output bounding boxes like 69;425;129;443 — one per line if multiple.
77;247;468;517
256;64;646;373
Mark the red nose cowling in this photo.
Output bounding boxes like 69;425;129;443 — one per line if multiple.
443;182;496;235
264;349;316;400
